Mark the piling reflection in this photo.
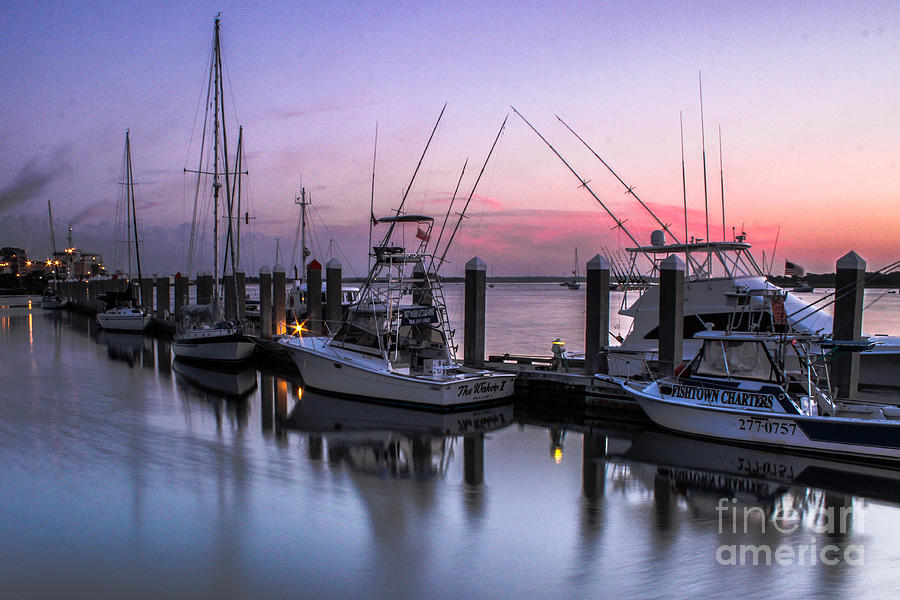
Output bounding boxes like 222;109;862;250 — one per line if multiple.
97;330;151;368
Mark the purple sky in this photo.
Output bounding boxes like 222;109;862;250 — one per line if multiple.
2;1;899;277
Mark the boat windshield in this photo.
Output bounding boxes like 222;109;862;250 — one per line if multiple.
694;339;777;382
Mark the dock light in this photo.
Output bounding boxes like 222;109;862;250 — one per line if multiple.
297;387;303;401
551;338;566;355
290;319;309;337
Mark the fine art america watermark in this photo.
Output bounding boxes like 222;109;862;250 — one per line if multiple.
714;497;865;566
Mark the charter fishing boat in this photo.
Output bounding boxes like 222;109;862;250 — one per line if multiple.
280;216;515;409
281;110;515;410
613;325;900;461
172;16;254;364
96;130;151;332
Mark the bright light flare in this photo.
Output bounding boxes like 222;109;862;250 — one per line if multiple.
553;447;563;464
290;319;309;337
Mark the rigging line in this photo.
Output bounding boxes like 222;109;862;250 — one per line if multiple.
786;259;900;324
511;106;654;265
368;122;378;273
380;103;447;247
437;114;508;272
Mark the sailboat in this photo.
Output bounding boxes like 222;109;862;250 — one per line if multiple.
172;16;254;363
96;130;151;332
560;246;580;289
279;112;516;409
41;200;66;309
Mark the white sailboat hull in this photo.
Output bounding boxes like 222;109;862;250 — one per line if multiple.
96;309;151;331
280;336;515;409
172;338;256;362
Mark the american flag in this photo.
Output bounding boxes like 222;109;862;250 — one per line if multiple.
416;226;430;242
785;260;805;278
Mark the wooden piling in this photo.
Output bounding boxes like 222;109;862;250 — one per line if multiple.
235;269;246;321
273;265;286;336
464;257;486;368
223;273;236;321
140;277;154;312
197;272;213;306
585;254;610;375
259;266;272;341
174;274;187;317
156;275;170;319
325;258;342;335
307;260;323;336
658;255;685;377
833;251;866;400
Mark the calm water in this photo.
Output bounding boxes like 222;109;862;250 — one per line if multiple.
2;286;900;599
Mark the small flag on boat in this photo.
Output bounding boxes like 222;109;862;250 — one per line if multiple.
371;212;378;226
416;226;430;242
785;260;805;278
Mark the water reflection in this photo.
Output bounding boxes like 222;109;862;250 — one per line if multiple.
287;388;513;483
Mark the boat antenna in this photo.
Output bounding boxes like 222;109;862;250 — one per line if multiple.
380;103;446;247
556;114;681;244
699;71;712;276
430;157;468;267
436;115;507;272
769;225;781;277
511;106;654;264
367;122;378;272
680;111;690;273
718;124;726;241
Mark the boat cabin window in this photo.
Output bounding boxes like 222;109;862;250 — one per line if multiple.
332;321;382;351
694;339;776;382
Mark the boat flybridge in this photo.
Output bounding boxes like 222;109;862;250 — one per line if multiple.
279;215;515;410
604;230;900;386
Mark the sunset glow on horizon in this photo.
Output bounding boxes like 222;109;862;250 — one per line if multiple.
2;2;899;277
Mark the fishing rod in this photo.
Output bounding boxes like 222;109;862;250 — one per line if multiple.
511;106;654;265
556;115;682;244
436;115;508;272
379;103;447;248
718;124;726;242
699;71;712;274
367;123;378;272
429;157;468;268
680;112;691;274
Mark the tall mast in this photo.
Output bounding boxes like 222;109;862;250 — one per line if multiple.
47;201;57;256
126;129;143;301
294;186;309;277
212;16;221;308
126;131;133;280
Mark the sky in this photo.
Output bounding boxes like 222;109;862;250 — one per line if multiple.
1;1;899;277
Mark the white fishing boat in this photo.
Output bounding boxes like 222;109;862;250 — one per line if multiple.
280;217;515;410
172;16;254;364
604;233;900;389
281;111;515;410
96;130;151;332
613;328;900;462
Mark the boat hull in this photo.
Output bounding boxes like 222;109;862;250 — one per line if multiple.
96;311;151;331
630;386;900;462
281;337;516;410
172;332;255;363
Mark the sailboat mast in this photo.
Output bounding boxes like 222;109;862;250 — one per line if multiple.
47;201;57;256
126;131;133;281
126;129;143;300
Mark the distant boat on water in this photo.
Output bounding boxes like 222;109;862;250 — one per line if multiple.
560;246;580;289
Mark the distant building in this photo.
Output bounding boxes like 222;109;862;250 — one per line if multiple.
51;247;107;279
0;247;28;275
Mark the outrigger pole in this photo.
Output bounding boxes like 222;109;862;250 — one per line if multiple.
435;115;508;272
429;157;468;264
511;106;654;265
380;103;447;248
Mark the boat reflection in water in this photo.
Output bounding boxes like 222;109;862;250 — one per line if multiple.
287;387;514;482
172;358;258;401
97;329;154;369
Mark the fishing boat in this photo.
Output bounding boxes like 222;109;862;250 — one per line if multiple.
172;17;254;363
280;216;515;409
280;111;514;410
96;130;151;332
612;324;900;461
560;246;580;289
